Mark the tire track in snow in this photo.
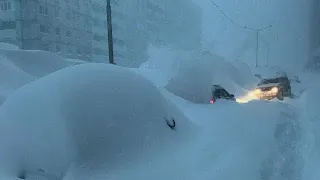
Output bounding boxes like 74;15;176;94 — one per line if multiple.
260;105;303;180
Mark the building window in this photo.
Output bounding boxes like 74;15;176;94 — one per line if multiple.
39;24;49;33
84;17;90;27
55;27;60;36
77;48;81;56
0;1;12;11
43;44;49;51
39;5;48;16
66;31;71;37
93;18;100;27
0;21;16;30
56;44;61;52
54;7;60;18
68;47;72;55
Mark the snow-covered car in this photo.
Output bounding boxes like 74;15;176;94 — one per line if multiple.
210;85;236;104
250;76;292;101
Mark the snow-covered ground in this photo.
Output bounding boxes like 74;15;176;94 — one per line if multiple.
0;44;318;179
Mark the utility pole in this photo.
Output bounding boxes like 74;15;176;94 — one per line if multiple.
244;25;272;67
266;42;270;67
106;0;115;64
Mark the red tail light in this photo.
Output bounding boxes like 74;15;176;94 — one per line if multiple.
210;99;215;104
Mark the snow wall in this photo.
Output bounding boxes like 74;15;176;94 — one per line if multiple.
141;45;259;103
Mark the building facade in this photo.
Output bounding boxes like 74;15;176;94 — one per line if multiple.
0;0;202;66
0;0;18;45
307;0;320;70
0;0;93;61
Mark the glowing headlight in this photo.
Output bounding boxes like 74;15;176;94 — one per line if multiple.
254;89;261;94
271;87;278;93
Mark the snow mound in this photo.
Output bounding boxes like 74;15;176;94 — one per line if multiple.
0;55;35;105
0;63;196;179
0;49;85;78
0;49;87;105
165;51;258;103
0;42;19;50
135;61;170;88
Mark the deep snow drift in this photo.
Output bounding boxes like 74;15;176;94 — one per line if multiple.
0;49;85;78
162;50;258;103
0;48;86;105
0;63;196;179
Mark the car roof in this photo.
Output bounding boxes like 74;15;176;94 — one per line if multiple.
212;85;223;88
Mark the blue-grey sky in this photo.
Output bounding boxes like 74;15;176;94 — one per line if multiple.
192;0;311;72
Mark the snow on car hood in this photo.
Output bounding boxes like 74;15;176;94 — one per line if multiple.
0;63;197;179
257;83;280;88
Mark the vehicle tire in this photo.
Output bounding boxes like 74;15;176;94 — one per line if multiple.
277;90;284;101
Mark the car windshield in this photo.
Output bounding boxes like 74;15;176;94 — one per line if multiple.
260;78;280;84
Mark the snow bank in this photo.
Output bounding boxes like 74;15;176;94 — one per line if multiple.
0;55;35;105
0;63;196;179
165;51;258;103
290;73;320;180
0;49;85;78
0;49;87;105
134;61;170;88
0;42;19;50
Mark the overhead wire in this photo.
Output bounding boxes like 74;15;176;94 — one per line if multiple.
208;0;247;33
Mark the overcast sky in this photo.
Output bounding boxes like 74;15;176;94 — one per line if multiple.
192;0;311;72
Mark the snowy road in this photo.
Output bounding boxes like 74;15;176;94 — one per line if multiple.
162;89;304;180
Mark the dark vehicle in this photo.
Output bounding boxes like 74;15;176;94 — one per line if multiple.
210;85;236;104
252;76;291;101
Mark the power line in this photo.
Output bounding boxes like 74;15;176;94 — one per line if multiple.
208;0;246;32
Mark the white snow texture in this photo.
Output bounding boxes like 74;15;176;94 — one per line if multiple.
0;44;317;180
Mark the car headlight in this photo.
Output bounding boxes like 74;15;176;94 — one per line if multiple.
271;87;278;93
254;89;261;94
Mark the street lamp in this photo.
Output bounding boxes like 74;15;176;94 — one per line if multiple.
244;25;272;67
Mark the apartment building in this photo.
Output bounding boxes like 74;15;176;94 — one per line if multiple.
0;0;18;45
0;0;93;61
91;0;126;63
308;0;320;70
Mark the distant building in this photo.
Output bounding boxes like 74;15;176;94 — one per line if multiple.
307;0;320;71
91;0;126;63
0;0;202;66
0;0;93;61
0;0;18;45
